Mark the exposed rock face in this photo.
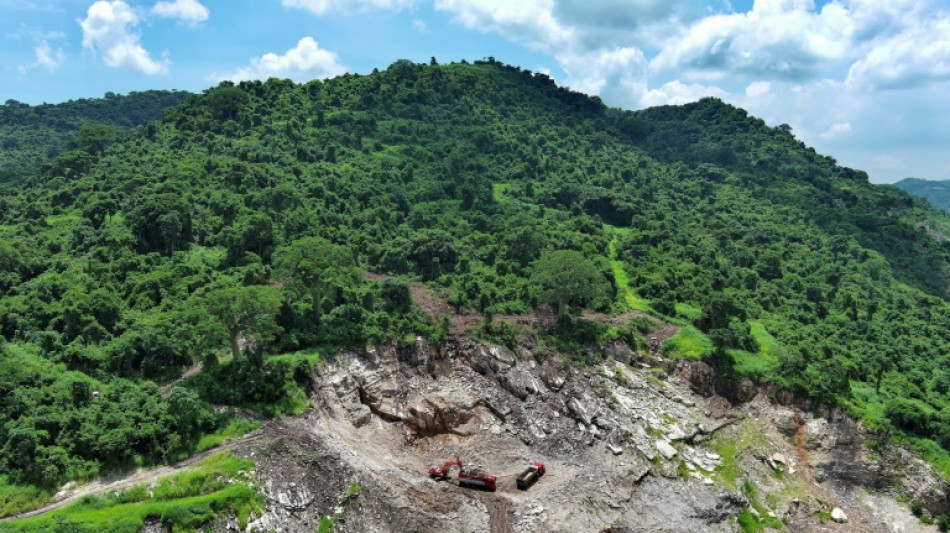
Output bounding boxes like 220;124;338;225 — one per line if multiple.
229;335;948;533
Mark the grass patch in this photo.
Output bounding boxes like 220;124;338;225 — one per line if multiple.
905;437;950;481
318;515;335;532
674;302;702;321
732;349;780;379
844;382;889;430
710;420;773;491
194;418;260;454
492;182;512;203
661;326;713;360
370;144;407;165
267;347;322;367
732;321;783;379
738;508;763;533
0;479;50;519
744;480;784;529
2;452;263;532
605;229;651;313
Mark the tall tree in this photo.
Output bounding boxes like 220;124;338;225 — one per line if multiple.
530;250;609;315
205;285;282;358
272;237;360;323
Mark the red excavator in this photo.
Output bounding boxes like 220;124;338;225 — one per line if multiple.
428;457;462;479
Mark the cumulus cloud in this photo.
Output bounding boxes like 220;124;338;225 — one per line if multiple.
745;81;771;97
18;41;65;74
651;0;950;89
152;0;209;25
215;37;346;82
557;47;645;103
820;122;853;140
649;2;848;80
639;80;728;107
434;0;651;105
79;0;168;74
281;0;412;15
434;0;574;52
846;16;950;89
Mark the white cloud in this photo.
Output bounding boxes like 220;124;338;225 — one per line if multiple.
649;2;849;81
412;18;427;32
215;37;346;82
281;0;412;15
745;80;771;97
650;0;950;88
18;41;65;74
846;16;950;89
17;30;65;74
556;47;645;107
639;80;728;107
434;0;650;106
152;0;209;25
820;122;852;140
434;0;574;53
79;0;168;74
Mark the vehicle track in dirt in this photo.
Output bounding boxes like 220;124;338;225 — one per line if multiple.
2;426;268;522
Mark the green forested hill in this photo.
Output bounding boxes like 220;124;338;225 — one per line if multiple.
895;177;950;212
0;90;191;180
3;59;950;505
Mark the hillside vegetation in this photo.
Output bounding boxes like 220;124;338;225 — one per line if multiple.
0;90;190;182
3;58;950;512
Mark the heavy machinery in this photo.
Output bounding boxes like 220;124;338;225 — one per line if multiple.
427;456;496;491
428;457;462;479
516;462;545;490
458;467;496;491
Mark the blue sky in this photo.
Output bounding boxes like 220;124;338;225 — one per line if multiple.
3;0;949;184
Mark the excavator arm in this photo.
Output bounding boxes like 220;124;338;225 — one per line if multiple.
428;456;462;478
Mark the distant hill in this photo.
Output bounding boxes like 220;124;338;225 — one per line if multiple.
894;177;950;212
0;90;191;178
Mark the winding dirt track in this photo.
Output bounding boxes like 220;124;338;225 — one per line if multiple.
2;427;268;522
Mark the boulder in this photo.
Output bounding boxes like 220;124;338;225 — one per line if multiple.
830;507;848;523
656;440;678;460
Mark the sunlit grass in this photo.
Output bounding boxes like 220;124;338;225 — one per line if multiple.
661;325;712;360
3;452;262;532
194;418;260;454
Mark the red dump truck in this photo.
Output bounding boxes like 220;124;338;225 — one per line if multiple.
458;468;496;491
516;462;545;490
